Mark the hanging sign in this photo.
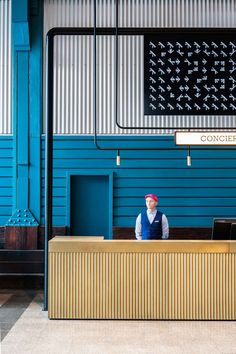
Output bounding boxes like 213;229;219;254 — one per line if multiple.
144;31;236;117
175;132;236;145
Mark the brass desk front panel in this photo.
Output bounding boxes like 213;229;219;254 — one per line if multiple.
48;239;236;320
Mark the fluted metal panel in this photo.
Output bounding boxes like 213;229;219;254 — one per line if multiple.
44;0;236;134
48;251;236;320
0;0;11;134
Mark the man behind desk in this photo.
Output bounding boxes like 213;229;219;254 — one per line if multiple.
135;194;169;240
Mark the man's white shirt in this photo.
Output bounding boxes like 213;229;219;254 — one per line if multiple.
135;209;169;240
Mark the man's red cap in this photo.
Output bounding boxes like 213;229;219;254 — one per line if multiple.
145;194;158;202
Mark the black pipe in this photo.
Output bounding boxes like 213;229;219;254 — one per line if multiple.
44;33;54;311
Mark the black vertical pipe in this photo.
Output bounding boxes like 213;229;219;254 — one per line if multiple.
44;33;54;311
93;0;97;144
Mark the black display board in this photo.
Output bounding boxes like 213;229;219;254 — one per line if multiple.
144;31;236;116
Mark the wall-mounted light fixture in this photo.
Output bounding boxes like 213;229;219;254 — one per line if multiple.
187;145;192;167
116;149;120;166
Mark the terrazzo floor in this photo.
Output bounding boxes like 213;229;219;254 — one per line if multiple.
0;290;236;354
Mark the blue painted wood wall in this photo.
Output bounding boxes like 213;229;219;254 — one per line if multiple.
41;136;236;228
0;137;13;225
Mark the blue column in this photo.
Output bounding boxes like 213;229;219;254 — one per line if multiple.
7;0;42;226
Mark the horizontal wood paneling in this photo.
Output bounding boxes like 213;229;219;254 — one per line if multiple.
41;136;236;228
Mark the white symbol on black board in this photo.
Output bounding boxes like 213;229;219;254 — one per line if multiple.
185;103;192;110
230;42;236;48
184;59;191;66
194;103;201;110
194;85;200;91
184;76;190;82
203;49;211;56
168;58;176;65
158;77;165;83
166;68;171;74
202;59;207;65
149;68;156;75
195;48;201;54
202;42;209;48
177;94;183;101
149;103;156;110
211;85;218;92
158;103;165;110
157;58;165;66
188;52;193;57
158;68;165;75
149;50;156;57
167;103;174;110
203;103;210;110
175;68;180;73
229;67;236;73
212;51;218;57
229;59;236;65
230;103;236;110
221;95;228;101
149;41;156;49
230;85;236;91
167;42;174;48
221;103;228;110
203;85;211;91
167;85;172;91
176;103;183;110
203;94;210;101
212;103;219;110
168;49;174;54
149;59;156;66
212;95;219;101
158;94;165;101
220;50;227;57
170;93;175;98
211;68;218;74
177;49;184;56
220;41;227;48
194;93;201;98
149;85;156;92
176;42;183;48
194;42;201;48
230;49;236;56
229;94;236;101
185;42;192;49
160;52;166;57
149;94;156;101
158;42;165;48
184;94;191;101
211;42;218;48
229;77;236;83
149;77;156;84
202;68;207;73
158;86;165;92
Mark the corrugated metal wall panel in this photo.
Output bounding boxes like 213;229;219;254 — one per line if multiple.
0;0;12;134
43;0;236;134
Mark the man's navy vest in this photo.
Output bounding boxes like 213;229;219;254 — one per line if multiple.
141;210;163;240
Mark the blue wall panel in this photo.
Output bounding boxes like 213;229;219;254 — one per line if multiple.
41;136;236;229
0;137;13;225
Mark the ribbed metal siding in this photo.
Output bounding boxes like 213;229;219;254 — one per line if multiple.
0;0;11;135
43;0;236;135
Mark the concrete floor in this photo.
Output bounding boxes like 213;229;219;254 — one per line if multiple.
0;290;236;354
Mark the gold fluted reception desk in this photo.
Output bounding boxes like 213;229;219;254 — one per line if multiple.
48;237;236;320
